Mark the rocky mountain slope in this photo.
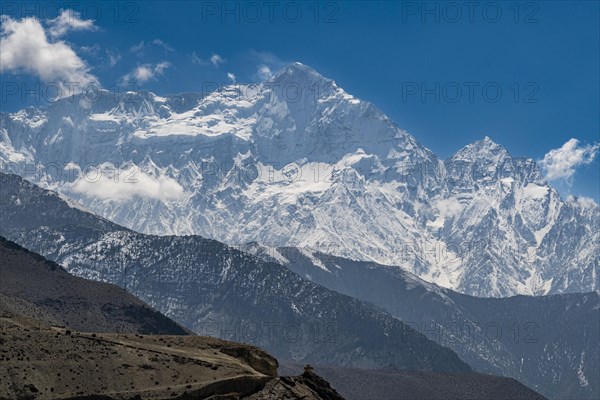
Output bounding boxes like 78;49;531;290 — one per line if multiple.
0;237;543;400
0;172;471;373
0;234;343;399
1;63;597;297
0;315;343;400
0;236;189;335
245;245;599;400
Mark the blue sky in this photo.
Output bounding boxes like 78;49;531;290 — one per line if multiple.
1;1;598;200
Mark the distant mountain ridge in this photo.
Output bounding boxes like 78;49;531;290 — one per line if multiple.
243;244;599;400
0;172;471;373
1;62;597;297
0;228;545;400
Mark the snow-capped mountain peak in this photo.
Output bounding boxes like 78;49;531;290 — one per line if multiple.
450;136;510;163
0;63;597;298
268;61;333;86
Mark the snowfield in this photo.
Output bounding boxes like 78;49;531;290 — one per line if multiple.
1;62;598;297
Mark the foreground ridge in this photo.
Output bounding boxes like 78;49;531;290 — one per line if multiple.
0;316;343;400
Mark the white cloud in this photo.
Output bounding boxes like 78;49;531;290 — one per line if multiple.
256;64;272;81
428;198;463;228
122;61;171;84
227;72;236;83
131;39;174;55
130;40;145;54
566;195;599;210
210;53;225;67
70;168;185;202
539;138;599;181
79;44;100;55
191;51;207;66
47;9;97;38
436;198;463;219
246;50;285;67
0;14;98;90
190;52;226;68
79;45;120;68
246;50;287;81
106;49;121;67
133;66;154;82
152;38;174;52
191;52;226;68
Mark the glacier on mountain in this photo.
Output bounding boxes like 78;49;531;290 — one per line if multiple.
1;62;598;297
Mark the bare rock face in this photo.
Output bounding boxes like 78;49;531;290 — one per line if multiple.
245;371;345;400
216;344;278;377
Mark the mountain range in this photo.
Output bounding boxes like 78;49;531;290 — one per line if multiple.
244;244;599;400
0;172;470;374
0;235;348;399
1;62;598;298
0;62;597;400
0;230;545;399
1;172;596;399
